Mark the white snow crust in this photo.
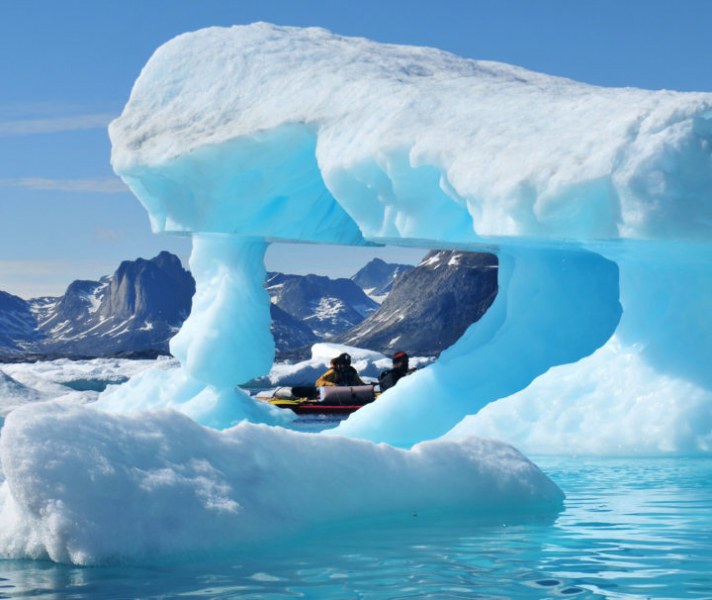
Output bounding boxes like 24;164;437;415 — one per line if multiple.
111;23;712;243
0;402;562;564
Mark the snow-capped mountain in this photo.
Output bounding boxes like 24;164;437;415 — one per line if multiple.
338;250;498;356
266;272;378;340
269;303;319;356
351;258;414;303
0;291;41;357
0;254;402;361
1;251;493;361
0;252;195;360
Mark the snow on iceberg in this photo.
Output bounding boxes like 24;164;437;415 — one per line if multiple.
103;23;712;453
0;402;562;564
111;23;712;243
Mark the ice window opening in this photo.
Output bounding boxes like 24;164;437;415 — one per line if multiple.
251;242;500;411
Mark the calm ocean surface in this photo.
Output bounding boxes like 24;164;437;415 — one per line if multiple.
1;446;711;598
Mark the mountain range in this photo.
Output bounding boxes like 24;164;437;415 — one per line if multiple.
0;249;497;361
266;272;377;340
0;251;195;360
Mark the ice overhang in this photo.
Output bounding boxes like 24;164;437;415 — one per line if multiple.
106;23;712;450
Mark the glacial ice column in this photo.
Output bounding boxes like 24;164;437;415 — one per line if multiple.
108;23;712;450
170;235;273;387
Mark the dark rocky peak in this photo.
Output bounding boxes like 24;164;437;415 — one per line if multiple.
152;250;184;271
0;291;39;348
265;271;378;339
266;272;376;317
101;252;195;321
337;249;498;355
270;303;318;357
351;258;415;298
1;251;195;360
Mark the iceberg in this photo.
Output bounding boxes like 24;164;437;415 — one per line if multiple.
1;21;711;565
105;23;712;451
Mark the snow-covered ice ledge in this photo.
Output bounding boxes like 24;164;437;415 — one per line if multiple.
0;402;562;564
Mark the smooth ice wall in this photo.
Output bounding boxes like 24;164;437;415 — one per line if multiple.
446;242;712;455
107;24;712;452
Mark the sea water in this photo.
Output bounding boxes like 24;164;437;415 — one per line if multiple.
1;452;710;599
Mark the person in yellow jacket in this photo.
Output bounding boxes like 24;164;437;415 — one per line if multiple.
315;353;365;387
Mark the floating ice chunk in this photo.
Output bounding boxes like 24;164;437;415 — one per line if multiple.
2;357;163;392
0;402;563;565
248;342;432;388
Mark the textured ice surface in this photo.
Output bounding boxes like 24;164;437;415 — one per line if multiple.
104;23;712;451
111;23;712;243
0;402;562;564
4;24;712;566
0;371;43;418
1;357;167;419
446;246;712;455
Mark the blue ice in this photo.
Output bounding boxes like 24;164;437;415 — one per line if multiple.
1;23;711;564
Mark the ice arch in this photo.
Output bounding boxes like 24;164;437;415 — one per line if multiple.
105;23;712;451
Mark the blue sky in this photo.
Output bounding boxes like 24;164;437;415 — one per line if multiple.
2;0;711;298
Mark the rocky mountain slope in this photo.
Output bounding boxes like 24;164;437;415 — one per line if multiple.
269;303;319;355
0;291;42;358
1;252;195;360
337;250;498;356
351;258;414;302
266;272;378;339
1;250;498;360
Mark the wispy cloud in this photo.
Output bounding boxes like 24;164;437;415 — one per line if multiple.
0;101;93;119
94;227;127;243
0;113;117;136
0;177;128;193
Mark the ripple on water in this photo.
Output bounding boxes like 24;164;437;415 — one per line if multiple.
0;457;711;599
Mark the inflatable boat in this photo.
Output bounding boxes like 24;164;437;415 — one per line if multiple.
256;385;377;415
